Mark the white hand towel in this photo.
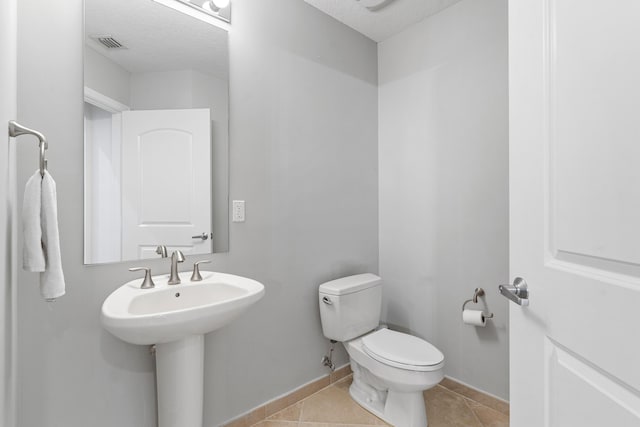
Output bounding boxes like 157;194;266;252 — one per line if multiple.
40;170;66;301
22;170;45;272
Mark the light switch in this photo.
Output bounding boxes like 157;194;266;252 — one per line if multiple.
232;200;245;222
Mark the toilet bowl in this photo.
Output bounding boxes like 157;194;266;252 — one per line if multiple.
318;274;445;427
346;328;444;427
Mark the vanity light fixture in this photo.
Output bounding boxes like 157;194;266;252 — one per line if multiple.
202;0;222;13
209;0;230;9
151;0;231;29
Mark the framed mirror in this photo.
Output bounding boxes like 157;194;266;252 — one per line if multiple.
83;0;230;265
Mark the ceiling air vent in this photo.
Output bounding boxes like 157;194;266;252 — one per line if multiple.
90;35;127;49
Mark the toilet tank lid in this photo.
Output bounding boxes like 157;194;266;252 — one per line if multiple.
319;273;382;296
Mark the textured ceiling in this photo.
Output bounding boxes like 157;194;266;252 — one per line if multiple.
85;0;228;78
304;0;464;42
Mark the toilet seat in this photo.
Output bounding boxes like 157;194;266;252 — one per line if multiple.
362;329;444;372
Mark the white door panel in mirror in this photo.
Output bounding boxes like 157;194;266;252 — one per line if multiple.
121;109;211;261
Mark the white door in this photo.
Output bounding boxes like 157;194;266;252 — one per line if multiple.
121;109;212;260
509;0;640;425
0;0;17;425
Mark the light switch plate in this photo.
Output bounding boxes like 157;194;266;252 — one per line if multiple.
232;200;245;222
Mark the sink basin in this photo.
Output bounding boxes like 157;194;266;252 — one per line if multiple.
101;271;265;345
101;270;264;427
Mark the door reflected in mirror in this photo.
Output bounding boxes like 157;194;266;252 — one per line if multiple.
83;0;229;264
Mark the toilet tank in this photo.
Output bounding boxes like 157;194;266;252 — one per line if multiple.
318;273;382;342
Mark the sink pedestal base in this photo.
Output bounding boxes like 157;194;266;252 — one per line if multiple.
156;335;204;427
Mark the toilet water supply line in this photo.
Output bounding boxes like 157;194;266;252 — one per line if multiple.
321;340;336;371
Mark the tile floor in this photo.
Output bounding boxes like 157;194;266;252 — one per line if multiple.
252;376;509;427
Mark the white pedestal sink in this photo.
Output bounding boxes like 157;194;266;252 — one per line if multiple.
101;271;265;427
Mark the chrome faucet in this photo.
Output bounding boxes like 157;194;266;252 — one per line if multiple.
156;245;168;258
168;250;185;285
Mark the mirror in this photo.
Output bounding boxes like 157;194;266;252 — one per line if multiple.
83;0;229;264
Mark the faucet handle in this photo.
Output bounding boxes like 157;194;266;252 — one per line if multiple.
191;260;212;282
129;267;155;289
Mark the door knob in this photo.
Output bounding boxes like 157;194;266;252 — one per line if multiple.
191;232;210;241
499;277;529;306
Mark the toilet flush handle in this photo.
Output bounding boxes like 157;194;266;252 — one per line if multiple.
322;296;333;305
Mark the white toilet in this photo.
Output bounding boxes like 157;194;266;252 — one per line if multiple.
319;273;444;427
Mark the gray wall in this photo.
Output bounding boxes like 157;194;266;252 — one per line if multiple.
378;0;509;399
1;0;17;425
16;1;378;427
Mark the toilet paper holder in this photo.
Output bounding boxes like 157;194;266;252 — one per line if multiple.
462;288;494;319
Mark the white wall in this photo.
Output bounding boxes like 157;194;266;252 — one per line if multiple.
130;70;195;109
1;0;18;425
16;1;378;427
378;0;509;399
84;103;121;264
129;69;228;116
85;47;131;106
